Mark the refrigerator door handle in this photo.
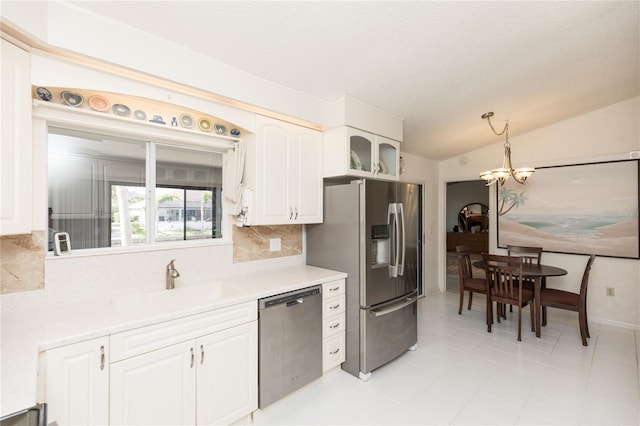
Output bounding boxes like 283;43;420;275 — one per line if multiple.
369;294;417;317
398;202;405;276
388;203;399;277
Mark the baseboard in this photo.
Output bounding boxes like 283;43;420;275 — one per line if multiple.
591;316;640;331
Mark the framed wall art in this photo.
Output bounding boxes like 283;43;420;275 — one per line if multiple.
497;159;639;259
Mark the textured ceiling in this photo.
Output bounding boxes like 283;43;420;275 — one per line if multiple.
68;1;639;160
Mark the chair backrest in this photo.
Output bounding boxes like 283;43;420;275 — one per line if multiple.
455;245;473;281
507;245;542;265
580;255;597;300
482;253;523;302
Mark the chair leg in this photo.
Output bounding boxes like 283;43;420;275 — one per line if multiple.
578;308;588;346
529;303;535;332
467;291;473;310
458;290;464;315
542;306;547;326
584;304;590;338
487;300;492;332
517;305;522;341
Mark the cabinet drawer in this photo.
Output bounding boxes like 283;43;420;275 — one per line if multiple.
323;332;345;373
323;313;345;338
110;301;256;362
322;279;345;299
322;295;345;317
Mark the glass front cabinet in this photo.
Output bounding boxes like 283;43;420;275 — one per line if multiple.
324;126;400;181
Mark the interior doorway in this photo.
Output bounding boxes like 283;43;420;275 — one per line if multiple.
445;180;490;293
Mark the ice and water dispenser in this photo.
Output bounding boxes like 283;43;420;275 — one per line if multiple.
371;224;389;265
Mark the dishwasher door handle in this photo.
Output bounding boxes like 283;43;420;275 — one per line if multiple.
286;298;304;307
370;295;417;318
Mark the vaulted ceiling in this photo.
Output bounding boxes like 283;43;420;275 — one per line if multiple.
68;1;639;160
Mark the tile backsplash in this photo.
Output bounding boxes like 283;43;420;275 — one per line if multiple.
0;225;303;295
0;232;45;294
233;225;303;263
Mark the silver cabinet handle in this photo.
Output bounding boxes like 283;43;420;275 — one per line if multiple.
100;345;105;371
200;344;204;365
329;286;340;292
295;207;298;220
329;304;340;310
289;206;294;220
329;348;340;355
190;348;194;368
329;322;341;329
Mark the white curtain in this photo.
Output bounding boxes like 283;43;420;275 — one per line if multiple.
223;140;246;215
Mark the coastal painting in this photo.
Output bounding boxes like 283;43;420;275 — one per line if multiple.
497;160;639;259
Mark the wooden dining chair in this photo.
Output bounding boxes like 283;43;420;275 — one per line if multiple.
507;245;542;265
455;245;487;317
506;245;543;316
540;255;596;346
482;253;535;341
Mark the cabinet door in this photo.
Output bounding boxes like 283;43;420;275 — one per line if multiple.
254;116;291;224
376;136;400;180
196;321;258;425
348;128;374;175
45;337;109;426
110;340;196;425
291;126;322;223
0;39;32;235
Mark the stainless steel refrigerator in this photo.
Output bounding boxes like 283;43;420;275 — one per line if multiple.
307;179;420;380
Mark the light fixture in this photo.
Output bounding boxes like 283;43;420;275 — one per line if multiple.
478;111;534;186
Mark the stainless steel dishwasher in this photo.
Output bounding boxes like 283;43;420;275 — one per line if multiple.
258;285;322;408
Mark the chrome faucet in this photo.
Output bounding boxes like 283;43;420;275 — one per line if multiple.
166;259;180;289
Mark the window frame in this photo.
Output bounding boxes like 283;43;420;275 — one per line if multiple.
34;101;235;257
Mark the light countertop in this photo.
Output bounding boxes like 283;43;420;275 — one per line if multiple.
1;264;346;417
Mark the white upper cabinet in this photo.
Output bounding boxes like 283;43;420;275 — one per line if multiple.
1;38;32;235
324;126;400;181
246;115;323;225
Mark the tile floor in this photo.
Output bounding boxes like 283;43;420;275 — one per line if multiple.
253;291;640;425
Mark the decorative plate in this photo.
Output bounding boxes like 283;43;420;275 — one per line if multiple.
88;95;110;112
179;114;194;128
36;87;52;102
350;150;362;170
198;118;212;132
112;103;131;116
134;109;147;120
61;91;84;107
230;128;241;137
214;124;227;135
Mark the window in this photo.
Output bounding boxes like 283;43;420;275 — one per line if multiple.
48;128;225;252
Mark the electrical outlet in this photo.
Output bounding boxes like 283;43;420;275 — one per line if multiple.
606;287;615;297
269;238;281;252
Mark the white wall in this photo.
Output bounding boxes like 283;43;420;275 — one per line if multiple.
440;97;640;328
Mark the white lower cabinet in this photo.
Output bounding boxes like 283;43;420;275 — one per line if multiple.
110;321;257;426
322;279;346;373
110;340;196;425
196;322;257;425
42;301;257;425
43;337;109;426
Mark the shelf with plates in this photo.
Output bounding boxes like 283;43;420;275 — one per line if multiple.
31;86;244;146
324;126;399;181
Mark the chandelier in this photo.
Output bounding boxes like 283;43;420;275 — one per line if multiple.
479;112;534;186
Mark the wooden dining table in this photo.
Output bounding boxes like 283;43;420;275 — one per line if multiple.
474;261;568;337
